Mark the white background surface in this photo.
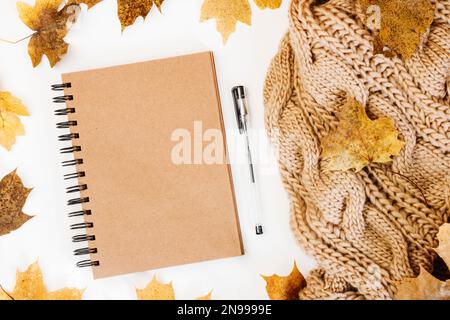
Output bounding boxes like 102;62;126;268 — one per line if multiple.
0;0;316;299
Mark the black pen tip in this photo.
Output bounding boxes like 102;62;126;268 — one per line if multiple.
256;225;264;235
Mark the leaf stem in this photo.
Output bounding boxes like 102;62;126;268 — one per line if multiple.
0;33;36;44
0;284;14;300
391;171;429;208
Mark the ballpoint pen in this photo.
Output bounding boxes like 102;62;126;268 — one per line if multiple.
232;86;264;235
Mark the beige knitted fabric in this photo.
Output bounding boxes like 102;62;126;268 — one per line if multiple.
264;0;449;299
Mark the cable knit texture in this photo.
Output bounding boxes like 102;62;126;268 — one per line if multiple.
264;0;449;299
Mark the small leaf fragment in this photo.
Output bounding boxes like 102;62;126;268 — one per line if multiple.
136;275;175;300
0;262;83;300
254;0;282;9
262;262;306;300
196;291;213;300
68;0;103;8
436;224;450;267
200;0;252;43
320;97;405;172
117;0;165;31
394;268;449;300
0;170;33;236
395;224;450;300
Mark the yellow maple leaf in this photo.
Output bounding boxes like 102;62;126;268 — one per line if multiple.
196;291;213;300
136;275;175;300
254;0;282;9
320;97;404;172
0;92;29;150
136;276;213;300
262;262;306;300
200;0;252;43
0;262;83;300
117;0;165;31
17;0;101;67
358;0;435;59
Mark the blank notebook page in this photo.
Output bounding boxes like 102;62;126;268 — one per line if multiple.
61;52;243;279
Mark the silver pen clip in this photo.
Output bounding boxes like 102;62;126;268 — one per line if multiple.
232;86;248;134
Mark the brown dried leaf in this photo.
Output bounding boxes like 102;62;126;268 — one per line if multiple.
254;0;282;9
262;262;306;300
200;0;252;43
117;0;165;31
0;92;29;150
136;275;175;300
17;0;100;67
0;262;83;300
394;268;449;300
0;170;33;236
395;224;450;300
321;97;405;172
68;0;103;8
358;0;435;59
436;223;450;267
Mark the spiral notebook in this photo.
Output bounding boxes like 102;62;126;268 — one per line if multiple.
52;52;244;279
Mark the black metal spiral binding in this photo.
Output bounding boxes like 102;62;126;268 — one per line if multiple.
62;159;83;167
67;184;87;193
68;210;92;218
57;121;77;129
52;83;72;91
73;234;96;243
55;108;76;116
52;82;99;269
74;247;98;256
53;95;73;103
59;133;79;141
64;172;85;180
61;146;82;154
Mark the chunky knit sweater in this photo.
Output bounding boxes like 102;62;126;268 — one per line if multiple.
264;0;449;299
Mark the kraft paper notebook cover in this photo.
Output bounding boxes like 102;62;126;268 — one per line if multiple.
53;52;244;279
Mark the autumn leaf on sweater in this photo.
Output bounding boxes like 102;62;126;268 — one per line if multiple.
358;0;435;59
254;0;282;9
262;262;306;300
320;97;404;172
200;0;252;43
0;262;83;300
117;0;165;31
0;92;29;150
0;170;33;236
17;0;101;67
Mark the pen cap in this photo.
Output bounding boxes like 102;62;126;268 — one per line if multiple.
232;86;247;134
